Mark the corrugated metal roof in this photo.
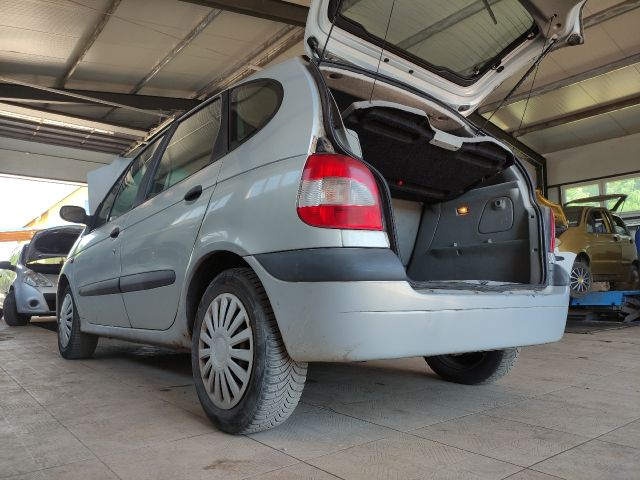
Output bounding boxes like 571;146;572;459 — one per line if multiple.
0;0;638;159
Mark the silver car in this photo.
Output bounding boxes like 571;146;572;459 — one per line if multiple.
0;226;83;326
56;0;584;433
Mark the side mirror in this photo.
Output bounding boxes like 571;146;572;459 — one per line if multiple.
0;261;15;271
60;205;89;225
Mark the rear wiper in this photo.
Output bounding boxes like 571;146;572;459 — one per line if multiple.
482;0;498;25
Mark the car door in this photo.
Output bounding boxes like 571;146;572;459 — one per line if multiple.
609;214;636;280
120;96;226;330
72;136;164;327
584;208;617;278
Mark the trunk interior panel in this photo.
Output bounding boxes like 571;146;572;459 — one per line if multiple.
398;181;531;284
327;85;542;287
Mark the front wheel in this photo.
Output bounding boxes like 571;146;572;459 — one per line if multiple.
569;260;592;298
3;290;30;326
425;348;520;385
57;288;98;359
192;267;307;434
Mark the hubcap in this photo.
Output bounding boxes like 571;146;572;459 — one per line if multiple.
198;293;253;410
58;294;73;348
570;265;592;294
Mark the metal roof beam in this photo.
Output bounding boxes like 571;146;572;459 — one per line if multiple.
478;52;640;114
398;0;501;50
178;0;308;26
0;84;200;112
194;25;304;99
479;1;640;114
510;94;640;137
129;8;222;94
59;0;122;88
583;0;640;28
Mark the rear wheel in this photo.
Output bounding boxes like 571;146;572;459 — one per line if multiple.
3;290;30;326
425;348;520;385
57;288;98;359
192;267;307;434
569;260;592;298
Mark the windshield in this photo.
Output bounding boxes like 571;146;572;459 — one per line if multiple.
334;0;536;83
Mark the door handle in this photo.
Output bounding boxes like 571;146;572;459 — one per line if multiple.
184;185;203;202
110;227;120;238
613;235;620;242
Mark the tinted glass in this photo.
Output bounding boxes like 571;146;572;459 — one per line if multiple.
564;207;582;228
586;210;609;234
149;99;221;196
230;81;282;147
109;135;164;221
337;0;535;81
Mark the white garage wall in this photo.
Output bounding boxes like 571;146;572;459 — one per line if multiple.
546;132;640;187
0;137;115;183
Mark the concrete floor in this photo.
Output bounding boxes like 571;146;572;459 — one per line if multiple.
1;319;639;480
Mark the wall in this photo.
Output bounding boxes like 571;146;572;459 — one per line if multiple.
546;132;640;193
0;137;115;183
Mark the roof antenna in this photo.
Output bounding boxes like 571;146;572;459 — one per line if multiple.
369;0;397;102
483;15;557;130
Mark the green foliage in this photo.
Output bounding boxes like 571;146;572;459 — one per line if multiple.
564;183;599;206
606;177;640;213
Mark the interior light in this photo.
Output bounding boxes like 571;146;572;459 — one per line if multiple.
456;205;470;216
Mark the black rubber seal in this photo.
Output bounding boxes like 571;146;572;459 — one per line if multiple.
255;248;406;282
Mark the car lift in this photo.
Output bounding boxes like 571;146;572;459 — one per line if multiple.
570;290;640;323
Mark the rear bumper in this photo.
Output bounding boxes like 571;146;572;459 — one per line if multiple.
246;252;570;362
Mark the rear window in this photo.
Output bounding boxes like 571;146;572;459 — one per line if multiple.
230;80;283;148
334;0;535;83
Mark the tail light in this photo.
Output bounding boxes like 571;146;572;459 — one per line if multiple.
549;208;556;252
297;153;383;230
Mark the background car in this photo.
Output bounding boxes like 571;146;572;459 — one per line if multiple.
559;194;640;297
0;226;83;326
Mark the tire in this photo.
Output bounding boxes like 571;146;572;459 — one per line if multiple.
569;260;593;298
425;348;520;385
613;264;640;291
57;287;98;359
192;267;307;434
3;290;30;326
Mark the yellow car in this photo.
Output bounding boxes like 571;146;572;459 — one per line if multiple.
557;194;639;297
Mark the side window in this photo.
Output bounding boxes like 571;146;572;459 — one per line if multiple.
149;99;222;197
611;215;630;236
93;178;122;229
586;210;609;234
109;135;165;221
230;80;282;148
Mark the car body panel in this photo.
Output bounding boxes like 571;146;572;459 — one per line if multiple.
60;56;568;359
559;206;639;282
245;255;569;361
305;0;586;114
72;214;131;327
120;161;221;330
